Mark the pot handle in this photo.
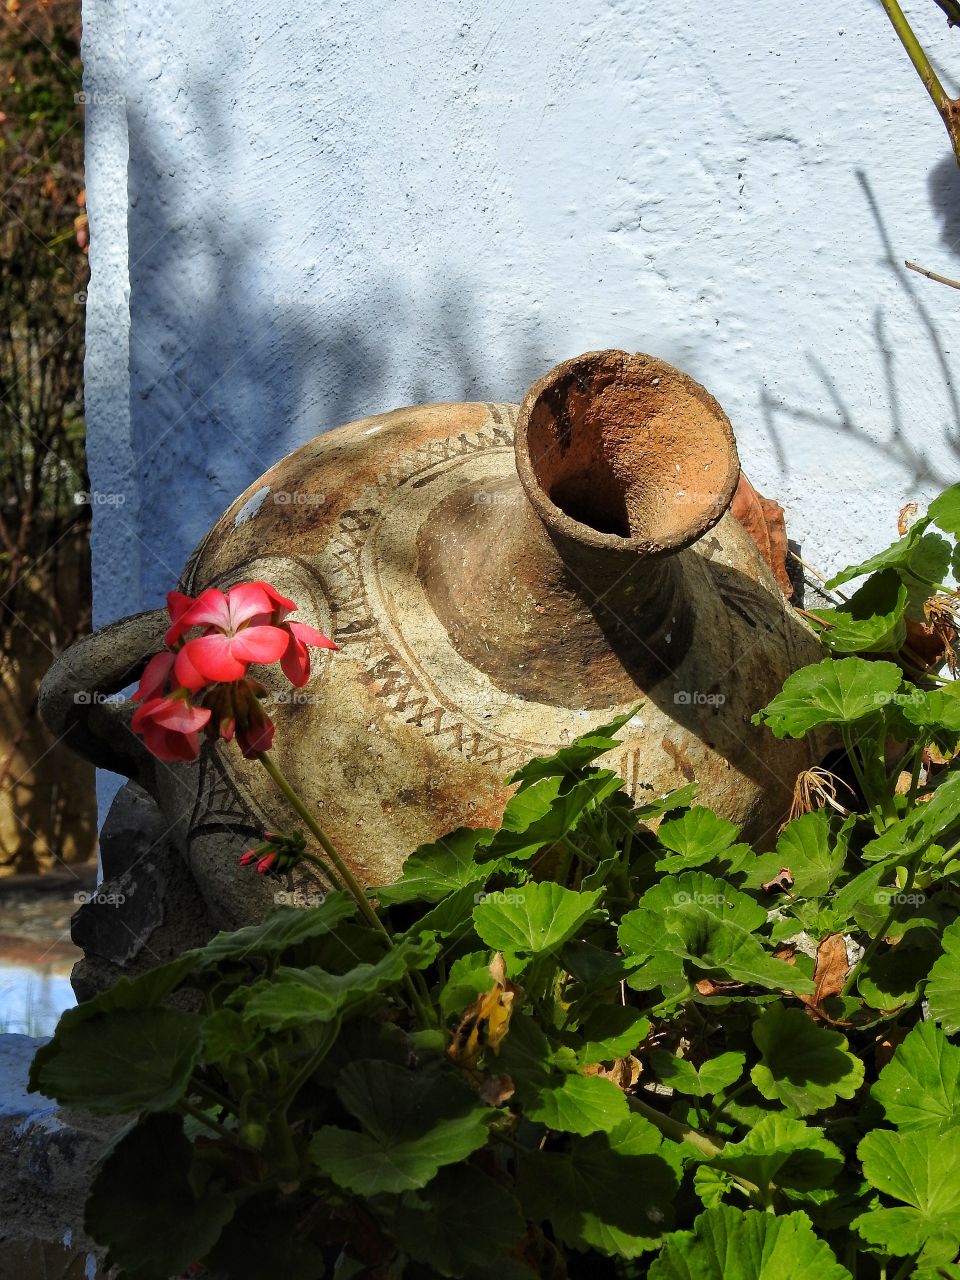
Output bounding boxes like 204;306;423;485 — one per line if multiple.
39;609;169;793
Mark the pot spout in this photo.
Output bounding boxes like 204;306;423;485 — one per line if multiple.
514;349;741;566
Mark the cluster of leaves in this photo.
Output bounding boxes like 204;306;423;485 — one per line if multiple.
29;483;960;1279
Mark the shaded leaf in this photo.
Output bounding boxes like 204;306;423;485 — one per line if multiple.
809;570;908;655
711;1113;843;1193
85;1114;235;1277
518;1113;678;1257
388;1164;526;1277
648;1205;852;1279
30;1007;201;1115
310;1061;491;1195
926;917;960;1034
751;1005;864;1116
439;951;496;1021
648;1050;745;1099
575;1005;651;1064
241;934;439;1030
198;892;357;963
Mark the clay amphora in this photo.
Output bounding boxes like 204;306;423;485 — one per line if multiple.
42;351;823;926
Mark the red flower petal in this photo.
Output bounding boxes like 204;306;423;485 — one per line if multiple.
280;634;310;687
242;580;297;617
173;642;211;691
229;625;290;665
145;696;211;735
287;621;337;651
177;634;249;683
224;583;281;630
173;588;232;636
132;651;175;702
150;726;203;761
237;714;276;758
131;696;207;761
166;590;195;623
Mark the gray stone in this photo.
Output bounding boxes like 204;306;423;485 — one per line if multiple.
0;1034;114;1278
97;778;172;881
70;781;218;1003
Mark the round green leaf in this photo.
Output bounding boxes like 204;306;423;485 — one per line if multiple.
751;1005;864;1116
854;1128;960;1262
648;1205;851;1279
872;1021;960;1133
472;880;602;955
309;1061;491;1194
752;656;903;739
30;1007;202;1114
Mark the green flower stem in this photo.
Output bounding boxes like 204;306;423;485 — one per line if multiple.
889;1254;920;1280
300;850;344;892
629;1094;764;1199
629;1093;725;1160
193;1079;237;1115
707;1079;752;1127
258;751;384;936
841;727;886;830
257;751;437;1029
178;1097;238;1141
840;848;924;997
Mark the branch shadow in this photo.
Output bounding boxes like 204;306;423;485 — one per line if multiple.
760;170;960;493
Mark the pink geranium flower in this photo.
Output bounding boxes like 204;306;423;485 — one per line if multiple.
130;694;211;761
130;578;337;763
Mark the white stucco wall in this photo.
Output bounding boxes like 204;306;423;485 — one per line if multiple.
83;0;960;615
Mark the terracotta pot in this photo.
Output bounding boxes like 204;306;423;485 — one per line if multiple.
42;351;823;927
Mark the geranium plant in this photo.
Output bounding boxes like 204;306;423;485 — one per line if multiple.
28;483;960;1279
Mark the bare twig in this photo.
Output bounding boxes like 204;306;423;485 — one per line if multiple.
905;258;960;290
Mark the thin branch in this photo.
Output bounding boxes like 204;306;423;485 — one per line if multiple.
879;0;960;165
905;258;960;289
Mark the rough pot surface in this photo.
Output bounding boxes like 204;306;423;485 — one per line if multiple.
42;351;824;927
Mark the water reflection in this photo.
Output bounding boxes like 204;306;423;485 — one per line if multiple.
0;950;75;1036
0;879;82;1036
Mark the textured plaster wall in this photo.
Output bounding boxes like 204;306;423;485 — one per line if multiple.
85;0;960;611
